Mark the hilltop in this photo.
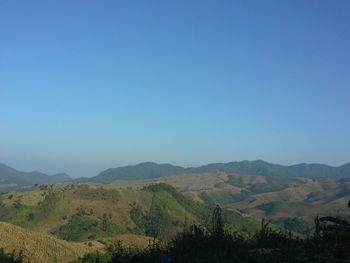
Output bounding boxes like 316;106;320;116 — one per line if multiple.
77;160;350;184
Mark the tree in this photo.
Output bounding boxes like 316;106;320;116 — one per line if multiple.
211;205;224;234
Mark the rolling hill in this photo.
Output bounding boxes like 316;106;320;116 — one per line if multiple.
77;160;350;184
0;221;95;263
90;172;350;233
0;184;261;243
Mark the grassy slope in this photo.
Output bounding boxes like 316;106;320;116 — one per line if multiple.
0;185;261;243
0;188;153;240
0;222;95;263
97;173;350;230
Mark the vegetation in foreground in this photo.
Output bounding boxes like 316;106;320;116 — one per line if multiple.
71;204;350;263
0;248;24;263
0;222;95;263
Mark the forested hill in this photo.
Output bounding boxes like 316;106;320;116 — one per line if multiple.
77;160;350;183
0;184;261;242
0;163;71;185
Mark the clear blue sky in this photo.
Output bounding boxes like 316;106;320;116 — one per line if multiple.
1;1;349;177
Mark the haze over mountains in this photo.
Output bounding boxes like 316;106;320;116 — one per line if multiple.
77;160;350;184
0;163;71;188
2;159;350;233
1;160;350;261
1;160;350;188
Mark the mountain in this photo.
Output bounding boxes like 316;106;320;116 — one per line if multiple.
0;163;72;191
94;172;350;234
79;162;187;183
0;221;95;263
78;160;350;184
0;184;261;242
50;173;72;182
192;160;350;178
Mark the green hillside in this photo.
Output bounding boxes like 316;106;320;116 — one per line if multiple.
0;184;261;242
77;160;350;184
96;172;350;234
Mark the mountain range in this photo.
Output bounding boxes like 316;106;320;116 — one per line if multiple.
1;160;350;262
77;160;350;184
0;163;71;191
2;160;350;190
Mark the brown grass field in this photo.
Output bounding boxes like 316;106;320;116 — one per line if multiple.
0;222;97;263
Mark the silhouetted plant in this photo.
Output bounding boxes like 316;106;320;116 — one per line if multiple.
211;204;224;235
0;248;24;263
312;200;350;259
70;200;350;263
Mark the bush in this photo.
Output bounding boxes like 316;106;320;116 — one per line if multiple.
0;248;24;263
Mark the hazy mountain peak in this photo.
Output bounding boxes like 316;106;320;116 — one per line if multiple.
0;162;72;187
77;160;350;184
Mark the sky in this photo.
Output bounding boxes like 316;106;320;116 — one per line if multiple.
1;1;350;178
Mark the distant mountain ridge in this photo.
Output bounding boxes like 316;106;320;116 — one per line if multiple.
78;160;350;184
0;163;72;186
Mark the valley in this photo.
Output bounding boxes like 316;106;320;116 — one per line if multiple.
0;161;349;262
79;171;350;233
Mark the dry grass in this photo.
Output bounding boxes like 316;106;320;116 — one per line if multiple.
106;172;236;190
0;188;154;236
0;222;97;263
99;172;350;226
